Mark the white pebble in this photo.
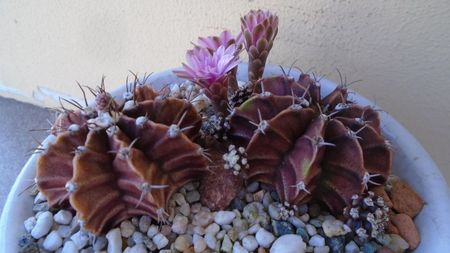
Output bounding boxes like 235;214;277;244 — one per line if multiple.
106;228;122;253
127;243;147;253
147;224;159;238
214;211;236;225
221;234;233;252
194;237;207;252
322;219;348;237
138;216;151;233
61;241;79;253
270;234;306;253
152;233;169;249
248;224;261;234
43;231;63;251
31;211;53;239
34;192;47;204
344;241;359;253
306;224;317;236
54;210;73;225
56;225;71;238
70;231;89;249
120;220;136;238
288;216;306;228
172;215;189;234
233;241;249;253
173;193;187;206
178;203;191;216
24;216;36;233
174;234;192;251
242;235;258;251
132;231;144;244
204;223;219;235
204;232;217;249
255;228;275;248
314;246;330;253
309;235;325;247
186;190;201;203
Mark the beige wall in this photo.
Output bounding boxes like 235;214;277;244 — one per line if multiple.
1;0;449;181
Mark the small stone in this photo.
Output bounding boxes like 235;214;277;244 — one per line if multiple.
322;220;348;237
306;224;317;236
205;223;220;235
272;220;295;236
233;241;249;253
31;211;53;239
193;237;207;252
390;214;420;249
56;225;71;238
253;190;265;202
262;192;274;208
300;213;310;223
386;234;409;253
70;231;89;249
120;220;136;238
106;228;122;253
24;217;37;233
232;198;246;211
233;218;249;233
54;210;73;225
172;215;189;234
93;236;107;251
258;247;267;253
389;179;424;217
214;211;236;225
371;186;393;208
193;210;214;227
160;225;171;236
34;192;47;204
186;190;201;203
270;234;306;253
144;225;157;238
217;229;227;239
242;235;258;251
132;231;144;244
138;216;151;233
174;235;192;251
152;233;169;249
288;216;306;228
33;202;49;212
178;203;191;216
228;228;240;241
204;232;217;249
246;182;260;193
248;224;261;234
61;241;78;253
191;203;202;213
377;247;395;253
344;241;359;253
268;203;282;220
255;228;275;248
314;246;330;253
309;219;322;228
326;236;345;253
221;234;233;252
193;225;205;235
127;243;147;253
296;227;310;242
43;231;63;251
173;193;187;205
243;202;270;227
309;235;325;247
361;242;377;253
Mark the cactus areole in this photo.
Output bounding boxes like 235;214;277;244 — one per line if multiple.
36;10;391;235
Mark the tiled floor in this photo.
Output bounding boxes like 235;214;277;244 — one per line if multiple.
0;96;51;212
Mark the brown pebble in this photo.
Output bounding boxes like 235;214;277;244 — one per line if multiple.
386;220;399;235
377;246;395;253
372;186;393;208
388;179;424;217
391;213;421;250
258;247;267;253
183;246;195;253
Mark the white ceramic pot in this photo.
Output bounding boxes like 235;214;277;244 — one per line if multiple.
1;64;449;252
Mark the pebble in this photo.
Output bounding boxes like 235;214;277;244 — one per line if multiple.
125;243;147;253
309;235;325;247
309;219;322;228
233;241;249;253
43;231;63;251
300;213;310;223
314;246;330;253
54;210;73;225
172;215;189;234
31;211;53;239
61;241;79;253
193;210;214;227
326;236;345;253
246;182;260;193
93;236;107;251
243;202;270;227
152;233;169;249
146;225;159;238
173;193;187;206
106;228;122;253
205;223;220;234
56;225;71;238
120;220;136;238
272;220;295;236
233;218;248;232
24;216;37;233
138;216;151;233
193;237;207;252
178;203;191;216
296;227;310;242
306;224;317;236
361;242;377;253
386;234;409;253
248;224;261;234
221;234;233;252
344;241;359;253
132;231;144;244
288;216;306;228
270;234;306;253
242;235;258;251
34;192;47;204
204;232;217;249
186;190;201;203
322;219;348;237
390;213;420;249
70;231;89;249
255;228;275;248
214;211;236;225
268;203;282;220
174;235;192;251
377;247;395;253
160;225;171;236
262;193;274;208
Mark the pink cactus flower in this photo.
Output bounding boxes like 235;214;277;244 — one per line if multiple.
196;30;243;53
